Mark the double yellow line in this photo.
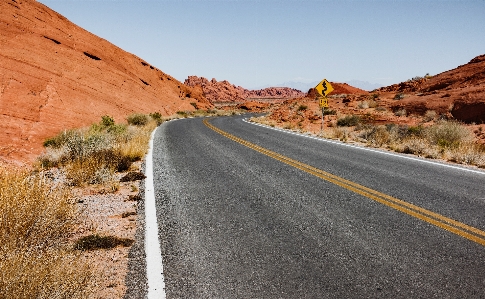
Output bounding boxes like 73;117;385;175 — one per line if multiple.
203;118;485;247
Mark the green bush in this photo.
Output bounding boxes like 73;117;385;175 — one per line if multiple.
101;115;115;127
127;114;149;126
43;129;77;148
337;115;361;127
407;125;424;137
149;112;163;125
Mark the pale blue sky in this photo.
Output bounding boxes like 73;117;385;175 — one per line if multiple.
38;0;485;89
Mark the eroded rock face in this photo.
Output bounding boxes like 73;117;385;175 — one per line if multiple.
184;76;305;103
184;76;247;103
451;100;485;124
375;54;485;122
0;0;211;163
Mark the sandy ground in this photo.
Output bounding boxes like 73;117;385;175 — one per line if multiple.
68;165;143;298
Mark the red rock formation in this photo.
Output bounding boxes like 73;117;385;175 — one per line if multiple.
184;76;305;103
184;76;247;103
0;0;211;163
244;87;304;99
306;82;368;98
375;54;485;123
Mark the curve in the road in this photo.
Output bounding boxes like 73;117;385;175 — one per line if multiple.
204;118;485;247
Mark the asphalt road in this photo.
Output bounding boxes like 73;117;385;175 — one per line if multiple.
135;114;485;298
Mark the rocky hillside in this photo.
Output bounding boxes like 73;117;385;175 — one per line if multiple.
306;82;368;98
184;76;305;104
0;0;211;163
375;54;485;123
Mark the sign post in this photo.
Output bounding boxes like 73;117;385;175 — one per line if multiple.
314;79;334;134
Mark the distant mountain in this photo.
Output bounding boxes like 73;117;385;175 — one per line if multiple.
273;81;319;93
184;76;305;103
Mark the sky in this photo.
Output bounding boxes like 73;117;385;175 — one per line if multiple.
38;0;485;90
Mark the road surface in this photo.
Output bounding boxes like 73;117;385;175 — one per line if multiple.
127;114;485;298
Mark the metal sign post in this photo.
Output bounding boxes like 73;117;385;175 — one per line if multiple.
318;96;329;134
321;106;325;134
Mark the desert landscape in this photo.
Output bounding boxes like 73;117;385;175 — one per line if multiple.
1;0;485;298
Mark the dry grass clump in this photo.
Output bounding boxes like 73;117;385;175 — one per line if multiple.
337;115;361;127
424;110;437;122
424;120;473;148
39;114;158;186
0;167;92;298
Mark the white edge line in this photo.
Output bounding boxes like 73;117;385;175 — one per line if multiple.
145;126;166;299
242;118;485;176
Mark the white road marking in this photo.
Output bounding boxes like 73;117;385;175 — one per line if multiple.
145;126;166;299
243;118;485;176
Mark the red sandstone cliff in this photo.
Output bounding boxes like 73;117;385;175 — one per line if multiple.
0;0;211;163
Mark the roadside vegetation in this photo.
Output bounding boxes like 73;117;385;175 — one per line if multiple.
0;167;92;298
1;113;161;298
251;111;485;169
1;107;243;298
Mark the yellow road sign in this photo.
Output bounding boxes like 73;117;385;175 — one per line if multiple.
315;79;334;96
319;96;329;108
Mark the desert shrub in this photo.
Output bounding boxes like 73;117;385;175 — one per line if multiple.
337;115;361;127
297;104;308;111
424;120;472;148
101;115;115;128
331;127;350;141
43;129;78;148
65;149;130;186
448;143;485;165
127;113;149;126
424;110;437;122
361;125;390;147
0;167;92;298
323;109;337;115
368;100;378;108
394;93;405;100
399;138;430;156
394;108;407;117
39;115;157;185
357;101;369;109
190;102;198;109
150;112;163;125
407;125;424;137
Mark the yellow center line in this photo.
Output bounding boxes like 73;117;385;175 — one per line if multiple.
203;118;485;247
